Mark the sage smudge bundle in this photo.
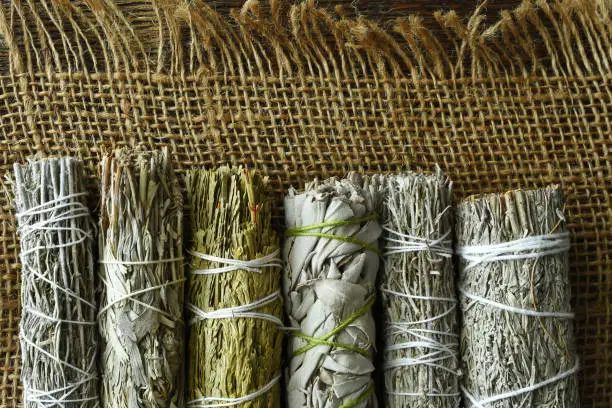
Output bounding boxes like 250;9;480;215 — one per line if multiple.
380;172;459;407
98;148;185;408
456;186;579;407
185;167;283;408
283;174;383;408
14;158;98;408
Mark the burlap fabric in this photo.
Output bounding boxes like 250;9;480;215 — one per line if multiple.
0;0;609;406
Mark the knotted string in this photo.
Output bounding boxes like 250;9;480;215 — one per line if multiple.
285;214;381;255
187;248;282;274
187;248;283;406
187;375;281;408
457;231;578;407
17;191;98;406
381;224;459;399
186;290;283;326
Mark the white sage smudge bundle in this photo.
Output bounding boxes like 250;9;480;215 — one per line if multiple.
380;172;459;408
185;167;283;408
98;148;185;408
456;186;579;407
14;158;99;408
283;174;383;408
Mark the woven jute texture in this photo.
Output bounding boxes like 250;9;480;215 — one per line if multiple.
0;0;609;406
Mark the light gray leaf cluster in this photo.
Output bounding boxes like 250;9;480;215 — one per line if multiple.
283;174;383;408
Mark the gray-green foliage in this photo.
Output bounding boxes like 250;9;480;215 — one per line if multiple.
456;187;579;407
14;158;99;408
283;174;383;408
380;171;459;408
98;148;185;408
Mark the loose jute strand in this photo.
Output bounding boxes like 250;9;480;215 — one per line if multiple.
457;187;580;407
14;158;99;408
380;172;459;408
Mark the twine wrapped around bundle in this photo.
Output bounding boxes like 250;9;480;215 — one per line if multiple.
98;148;185;408
380;172;459;407
185;167;283;408
14;158;98;408
456;186;579;407
283;174;383;408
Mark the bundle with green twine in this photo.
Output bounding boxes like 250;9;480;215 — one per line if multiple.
186;167;283;408
283;173;383;408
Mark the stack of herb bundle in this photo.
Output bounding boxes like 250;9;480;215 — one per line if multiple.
14;158;98;408
98;148;185;408
283;174;383;408
380;172;459;408
185;167;283;408
456;186;579;407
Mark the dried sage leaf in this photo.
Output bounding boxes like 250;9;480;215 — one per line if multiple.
283;174;383;408
99;148;185;408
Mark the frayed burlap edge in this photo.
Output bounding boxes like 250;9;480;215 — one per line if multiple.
0;0;609;83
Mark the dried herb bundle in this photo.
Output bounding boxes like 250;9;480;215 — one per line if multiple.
98;148;185;408
283;174;383;408
14;158;99;408
186;167;283;407
456;186;579;407
380;172;459;408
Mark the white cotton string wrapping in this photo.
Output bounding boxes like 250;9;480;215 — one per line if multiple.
187;375;282;408
14;158;99;408
456;186;580;407
380;171;460;408
187;248;282;274
98;148;185;408
186;167;283;408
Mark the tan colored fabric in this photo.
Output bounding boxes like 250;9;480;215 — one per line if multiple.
0;0;609;406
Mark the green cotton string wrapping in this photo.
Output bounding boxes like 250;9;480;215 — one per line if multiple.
291;296;377;359
282;174;384;408
285;214;382;255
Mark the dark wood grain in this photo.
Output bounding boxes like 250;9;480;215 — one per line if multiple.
206;0;525;52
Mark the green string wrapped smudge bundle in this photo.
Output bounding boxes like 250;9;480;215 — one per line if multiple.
98;148;185;408
186;167;283;408
283;174;383;408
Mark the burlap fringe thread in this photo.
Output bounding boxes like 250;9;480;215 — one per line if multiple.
0;1;609;83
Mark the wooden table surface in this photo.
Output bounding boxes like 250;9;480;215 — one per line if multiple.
209;0;525;52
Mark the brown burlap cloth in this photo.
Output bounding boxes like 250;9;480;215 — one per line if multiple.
0;0;609;406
